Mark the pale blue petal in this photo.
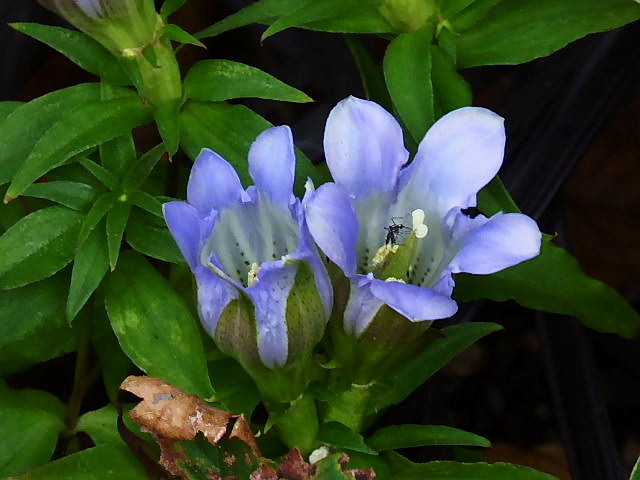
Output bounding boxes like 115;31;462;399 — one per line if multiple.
194;265;239;337
398;107;505;216
304;182;359;276
248;262;298;368
249;126;296;207
343;274;384;335
448;211;542;275
188;148;246;213
369;278;458;321
324;96;408;198
163;201;201;271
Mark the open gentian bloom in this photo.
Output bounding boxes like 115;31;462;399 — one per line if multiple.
164;126;332;401
305;97;541;337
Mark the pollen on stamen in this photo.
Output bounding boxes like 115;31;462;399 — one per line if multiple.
384;277;406;283
412;209;428;239
371;243;399;267
247;262;260;287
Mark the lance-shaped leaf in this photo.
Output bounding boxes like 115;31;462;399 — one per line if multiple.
77;192;119;247
184;59;312;103
454;0;640;68
105;252;214;397
23;181;99;211
5;96;152;201
164;24;205;47
0;206;83;289
10;23;130;85
0;84;102;185
161;0;189;18
367;425;490;451
125;211;185;264
122;144;166;193
318;422;377;455
106;200;131;269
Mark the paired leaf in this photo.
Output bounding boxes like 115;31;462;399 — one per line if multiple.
184;59;312;103
0;206;83;289
10;23;129;85
122;144;166;193
0;275;77;375
23;181;99;211
106;201;131;269
9;444;147;480
6;96;151;201
105;251;213;397
0;83;102;185
454;0;640;68
367;425;490;451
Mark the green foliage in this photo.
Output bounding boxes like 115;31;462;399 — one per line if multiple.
105;251;214;398
184;59;312;103
318;422;377;455
75;405;125;446
453;0;640;68
367;424;491;450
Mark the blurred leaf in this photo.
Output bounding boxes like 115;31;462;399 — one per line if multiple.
0;407;64;478
0;84;102;185
67;226;109;323
0;206;83;289
180;101;328;195
165;23;205;47
344;35;393;111
76;405;125;446
23;181;99;211
10;444;147;480
449;0;505;31
184;59;312;103
367;425;490;451
437;0;476;19
372;322;502;410
454;237;640;338
386;451;559;479
455;0;640;68
631;454;640;480
122;144;166;193
106;201;131;270
262;0;392;40
77;192;119;247
0;101;22;120
318;422;377;455
105;251;214;397
384;26;435;143
477;176;520;215
0;275;77;374
430;45;472;116
125;210;186;264
161;0;189;17
10;23;130;85
6;96;151;201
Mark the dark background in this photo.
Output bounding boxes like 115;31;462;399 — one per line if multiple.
1;2;639;479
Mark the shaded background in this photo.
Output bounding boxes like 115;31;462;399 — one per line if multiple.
1;1;639;479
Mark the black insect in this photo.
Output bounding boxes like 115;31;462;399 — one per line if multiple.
384;217;411;245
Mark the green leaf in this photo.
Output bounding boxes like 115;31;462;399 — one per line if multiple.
161;0;189;17
386;451;559;479
129;190;163;218
153;97;181;156
631;454;640;480
99;83;138;179
106;201;131;270
105;251;213;397
455;0;640;68
122;144;166;193
184;59;312;103
5;96;152;201
0;84;102;186
23;181;100;211
344;35;393;112
125;210;186;264
207;357;261;416
367;425;490;451
10;23;130;85
0;381;66;420
10;444;147;480
262;0;392;40
384;27;435;143
477;176;520;215
0;407;64;478
195;0;302;39
0;101;22;121
92;312;133;402
180;101;328;196
165;23;205;47
372;322;502;410
0;206;83;289
76;405;125;446
318;422;377;455
0;275;77;374
430;45;472;116
454;238;640;338
67;226;109;323
77;192;119;247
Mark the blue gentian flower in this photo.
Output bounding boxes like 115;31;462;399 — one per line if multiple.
164;126;332;386
304;97;541;336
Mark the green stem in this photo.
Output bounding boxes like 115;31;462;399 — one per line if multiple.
64;313;94;433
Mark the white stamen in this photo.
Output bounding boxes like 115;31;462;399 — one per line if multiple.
412;208;428;239
385;277;406;283
247;262;260;287
372;243;399;267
